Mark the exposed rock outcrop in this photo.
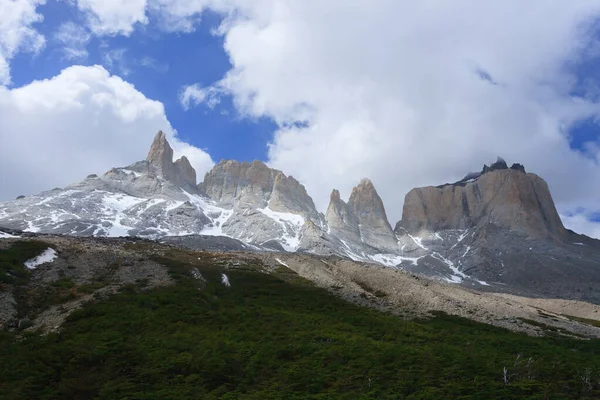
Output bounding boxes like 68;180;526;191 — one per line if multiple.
146;131;197;191
199;159;322;250
146;130;174;176
398;161;567;240
326;179;398;251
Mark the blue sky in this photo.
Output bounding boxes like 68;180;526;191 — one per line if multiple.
1;1;600;237
9;0;277;163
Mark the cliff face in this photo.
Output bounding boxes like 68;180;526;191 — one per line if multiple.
146;131;197;191
199;160;319;216
326;179;398;251
398;168;567;240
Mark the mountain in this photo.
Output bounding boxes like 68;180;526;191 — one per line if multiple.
1;133;599;302
395;158;600;302
399;157;566;240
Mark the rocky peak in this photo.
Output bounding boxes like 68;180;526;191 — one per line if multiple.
325;189;360;238
200;160;319;219
173;156;197;190
483;157;508;173
199;160;278;208
348;178;397;249
270;172;318;215
398;160;567;240
326;179;398;251
146;131;174;175
144;131;197;191
451;157;526;187
330;189;341;203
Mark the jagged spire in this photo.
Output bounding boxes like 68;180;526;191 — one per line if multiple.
146;130;174;175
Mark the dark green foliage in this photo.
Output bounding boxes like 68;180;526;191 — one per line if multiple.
0;240;51;285
51;278;75;289
1;253;600;399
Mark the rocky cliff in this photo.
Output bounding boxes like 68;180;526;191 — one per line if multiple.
326;179;398;252
397;160;567;241
146;131;197;191
2;135;600;302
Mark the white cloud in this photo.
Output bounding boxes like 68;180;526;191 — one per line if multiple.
7;1;600;238
0;0;46;85
101;47;131;76
172;1;600;238
561;211;600;239
180;83;223;110
54;21;91;61
0;65;214;200
75;0;148;36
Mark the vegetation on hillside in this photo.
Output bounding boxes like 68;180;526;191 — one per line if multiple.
0;240;51;285
1;248;600;399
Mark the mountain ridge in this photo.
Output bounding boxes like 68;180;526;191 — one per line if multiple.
1;131;599;302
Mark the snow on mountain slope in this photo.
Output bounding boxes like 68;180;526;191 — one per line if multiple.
5;132;598;300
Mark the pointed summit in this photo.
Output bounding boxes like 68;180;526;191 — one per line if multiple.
146;130;174;176
144;131;197;190
347;178;397;250
330;189;341;202
325;179;397;251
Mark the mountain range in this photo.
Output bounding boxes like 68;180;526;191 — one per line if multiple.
1;131;599;301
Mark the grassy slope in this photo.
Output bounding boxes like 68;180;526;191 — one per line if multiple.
0;240;52;285
1;250;600;399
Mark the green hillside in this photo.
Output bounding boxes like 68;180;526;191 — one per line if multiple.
1;249;600;399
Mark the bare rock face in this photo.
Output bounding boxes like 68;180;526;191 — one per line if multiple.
398;166;567;240
270;172;318;215
173;156;197;190
199;159;322;250
326;179;398;251
200;160;319;216
199;160;273;208
348;179;397;249
325;189;361;239
145;131;197;191
146;131;174;177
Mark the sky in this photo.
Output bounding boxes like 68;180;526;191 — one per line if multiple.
1;0;600;239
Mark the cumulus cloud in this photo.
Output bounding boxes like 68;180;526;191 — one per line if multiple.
6;1;600;238
0;65;214;200
0;0;46;85
75;0;148;36
54;21;91;61
174;1;600;237
180;83;223;110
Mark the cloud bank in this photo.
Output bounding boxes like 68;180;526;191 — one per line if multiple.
0;65;214;199
4;1;600;239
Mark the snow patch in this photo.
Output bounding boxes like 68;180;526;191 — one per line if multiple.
275;258;289;268
257;206;305;251
462;246;471;258
24;248;57;269
183;191;233;237
432;252;467;283
450;229;469;250
339;239;364;261
191;268;205;282
573;242;586;246
100;192;147;236
369;253;422;267
221;273;231;287
407;233;428;250
0;231;18;239
120;169;142;177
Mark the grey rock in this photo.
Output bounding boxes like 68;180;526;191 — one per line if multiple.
398;168;566;241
